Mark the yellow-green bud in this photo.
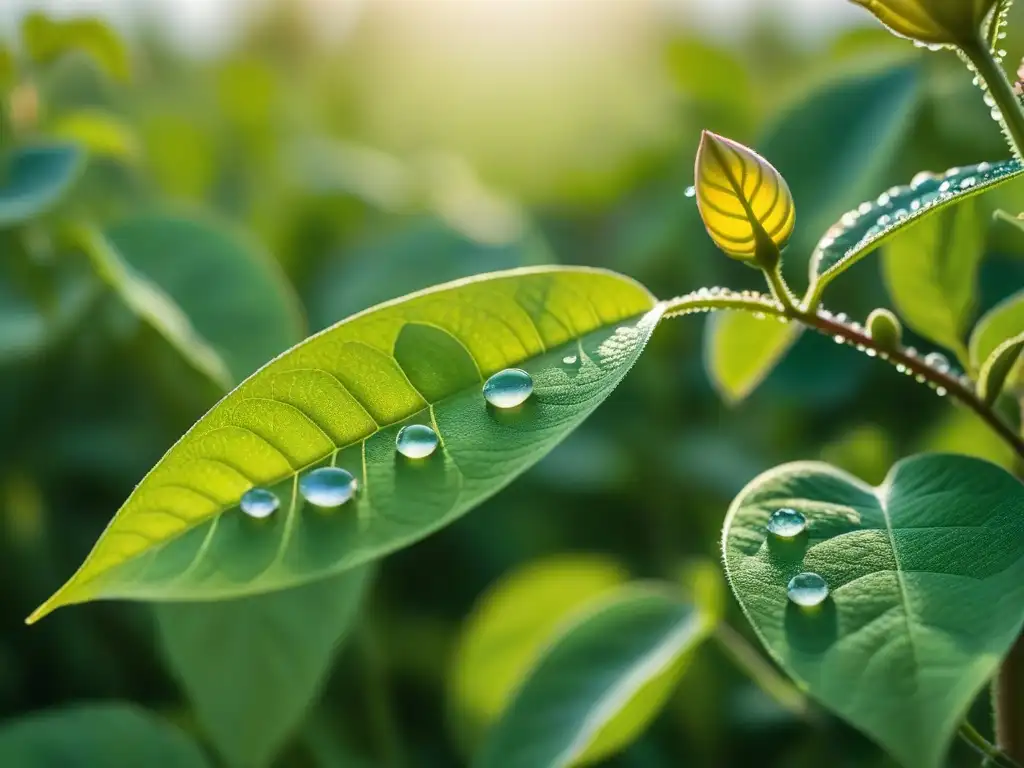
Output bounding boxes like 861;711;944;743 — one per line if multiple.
866;308;903;351
849;0;997;48
694;131;795;272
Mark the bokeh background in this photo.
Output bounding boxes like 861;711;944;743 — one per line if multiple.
2;0;1024;766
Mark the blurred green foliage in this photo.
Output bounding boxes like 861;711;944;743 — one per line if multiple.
1;1;1024;767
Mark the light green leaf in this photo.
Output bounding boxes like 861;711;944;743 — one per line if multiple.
0;46;14;92
917;407;1018;471
808;160;1024;300
74;225;233;391
449;554;629;751
22;12;130;81
970;290;1024;384
49;110;140;163
0;144;84;228
474;585;713;768
881;199;981;359
704;312;801;403
978;333;1024;405
723;454;1024;768
156;567;372;768
0;704;210;767
28;267;659;622
105;212;305;384
762;64;920;261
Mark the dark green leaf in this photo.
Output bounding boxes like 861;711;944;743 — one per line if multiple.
0;145;83;228
156;567;372;768
723;454;1024;768
881;199;982;359
0;704;211;767
474;585;713;768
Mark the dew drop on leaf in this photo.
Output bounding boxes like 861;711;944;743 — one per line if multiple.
483;368;534;409
299;467;356;508
395;424;439;460
787;572;829;607
562;354;578;365
766;508;806;538
684;185;696;198
240;488;279;519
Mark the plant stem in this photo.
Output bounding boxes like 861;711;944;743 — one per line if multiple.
715;624;815;721
357;620;405;768
960;721;1022;768
962;38;1024;160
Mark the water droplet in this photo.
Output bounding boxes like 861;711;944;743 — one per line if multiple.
936;386;948;397
938;181;952;193
991;108;1003;121
960;176;978;189
985;92;998;107
924;351;950;373
396;424;439;459
767;508;806;538
483;368;534;408
562;354;578;365
787;572;829;607
240;488;279;519
833;335;845;344
910;171;937;188
684;186;696;198
300;467;356;508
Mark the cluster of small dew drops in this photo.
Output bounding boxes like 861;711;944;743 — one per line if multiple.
240;367;538;519
763;508;830;608
666;288;785;320
814;308;973;397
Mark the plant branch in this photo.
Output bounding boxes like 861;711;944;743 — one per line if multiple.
960;720;1023;768
961;38;1024;160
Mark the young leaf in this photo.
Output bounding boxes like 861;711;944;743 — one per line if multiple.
704;312;801;403
156;567;372;768
449;555;629;751
28;267;660;622
977;333;1024;404
808;160;1023;300
21;12;131;82
474;585;714;768
723;453;1024;768
881;199;982;359
0;704;210;767
0;144;84;228
970;289;1024;376
849;0;998;47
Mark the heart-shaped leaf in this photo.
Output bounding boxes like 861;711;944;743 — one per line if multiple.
28;267;660;622
723;453;1024;768
0;704;210;767
881;198;982;359
0;144;83;228
807;159;1024;301
474;584;713;768
705;311;801;403
156;567;372;768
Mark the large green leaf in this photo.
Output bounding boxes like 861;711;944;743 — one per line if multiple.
28;267;659;621
762;64;920;262
0;704;210;767
106;211;305;384
704;311;801;403
723;454;1024;768
449;554;629;751
474;585;713;768
0;144;84;228
156;567;372;768
881;199;982;359
970;290;1024;386
808;160;1024;299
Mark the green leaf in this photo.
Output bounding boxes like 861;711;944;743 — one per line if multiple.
474;585;713;768
762;64;920;262
22;12;130;82
28;267;659;622
74;225;234;391
49;110;141;163
156;567;372;768
723;453;1024;768
0;144;84;228
0;46;15;92
704;312;801;403
0;704;211;767
105;212;305;384
970;290;1024;384
881;199;982;359
978;333;1024;404
449;554;629;751
808;160;1024;298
